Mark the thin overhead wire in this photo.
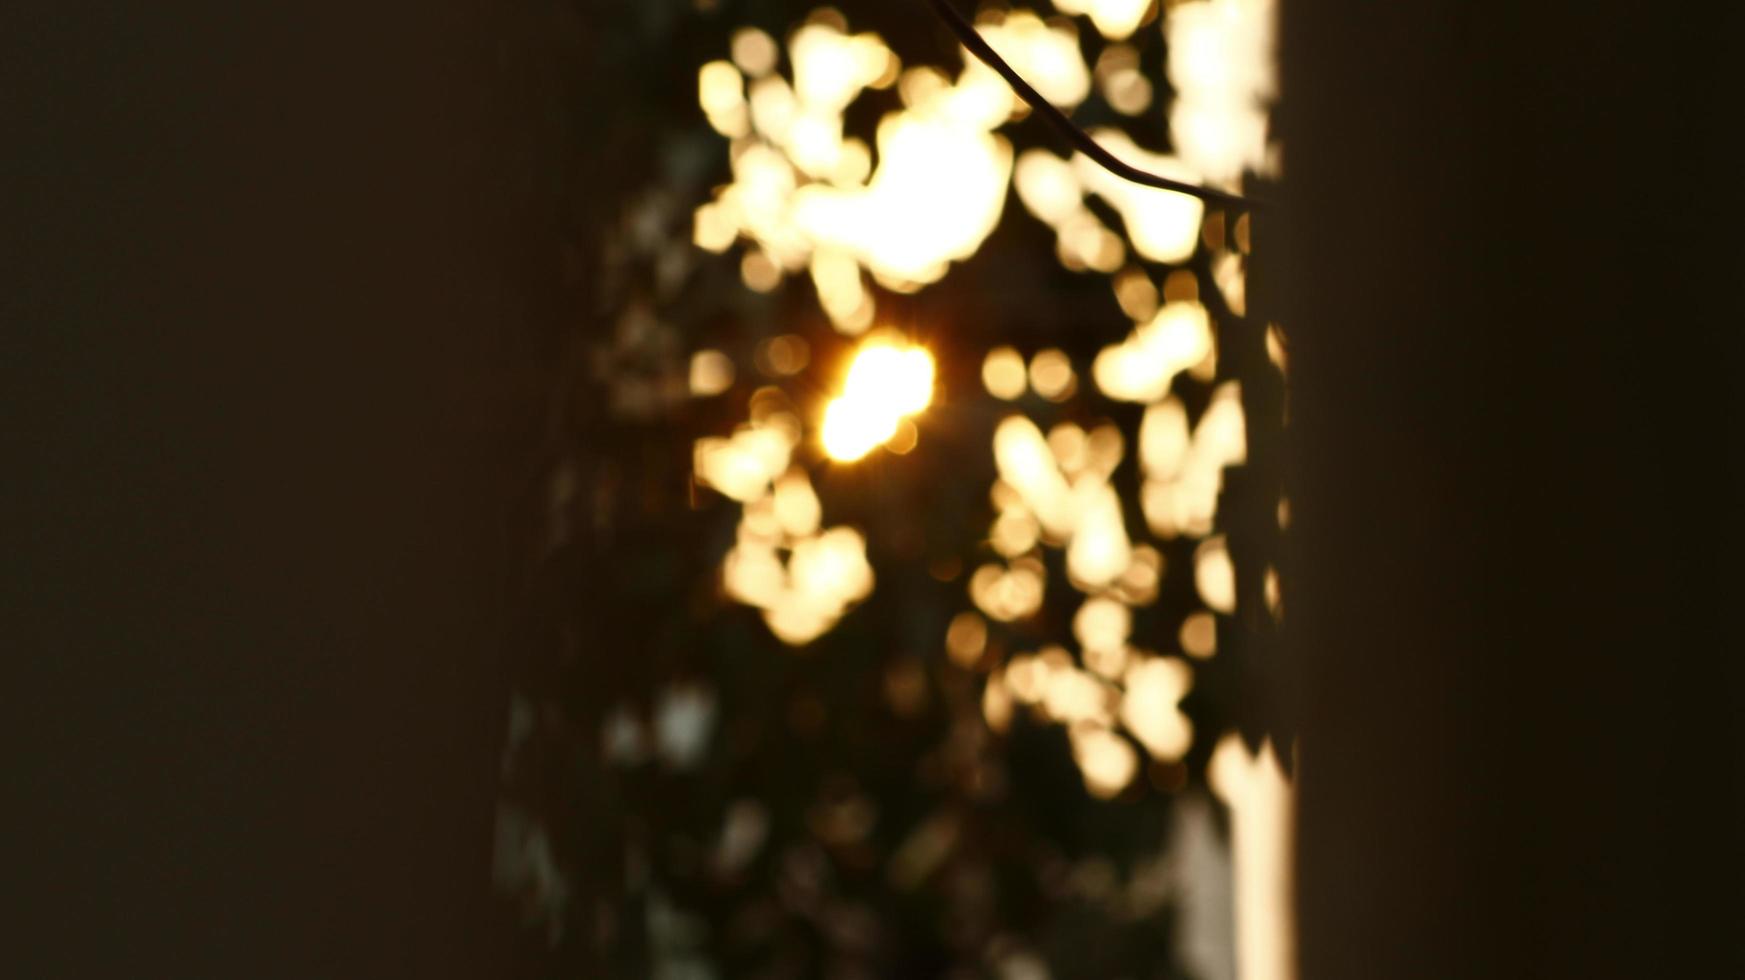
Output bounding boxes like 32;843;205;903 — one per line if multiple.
922;0;1272;211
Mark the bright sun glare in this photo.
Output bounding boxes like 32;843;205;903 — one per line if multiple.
821;338;936;462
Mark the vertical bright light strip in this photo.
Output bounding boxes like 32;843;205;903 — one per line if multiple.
1210;736;1297;980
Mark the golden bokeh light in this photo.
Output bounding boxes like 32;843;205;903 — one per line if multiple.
1164;268;1201;303
1085;423;1125;480
821;396;897;463
1180;610;1219;659
1141;383;1247;539
885;417;919;455
1082;641;1131;681
740;249;782;292
693;202;737;253
755;334;811;377
982;346;1028;400
1114;543;1164;606
699;60;750;138
821;338;936;462
1070;723;1139;799
945;610;989;669
970;11;1092;108
1113;266;1159;321
1042;661;1119;727
1054;0;1156;41
696;421;796;503
1066;481;1132;589
1121;655;1194;761
1094;300;1215;404
990;415;1143;590
726;521;876;647
1048;422;1088;475
969;557;1047;622
689;349;735;398
810;247;873;334
1103;69;1154;116
1014;149;1083;227
994;415;1075;539
1074;597;1132;658
696;14;1034;318
1140;398;1191;478
731;27;779;78
1074;129;1206;264
982;668;1014;732
1166;0;1279;186
773;468;822;538
990;506;1041;558
846;341;934;415
1194;535;1237;614
1029;348;1076;401
1002;652;1042;705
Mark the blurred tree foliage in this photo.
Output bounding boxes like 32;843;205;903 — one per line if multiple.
493;1;1283;976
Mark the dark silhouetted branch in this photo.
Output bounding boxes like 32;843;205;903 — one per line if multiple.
923;0;1272;211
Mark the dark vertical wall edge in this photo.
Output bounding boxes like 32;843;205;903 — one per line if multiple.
1285;2;1745;977
3;1;562;974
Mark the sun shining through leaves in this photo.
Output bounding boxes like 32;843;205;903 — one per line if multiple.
684;0;1282;800
821;337;935;462
499;3;1291;976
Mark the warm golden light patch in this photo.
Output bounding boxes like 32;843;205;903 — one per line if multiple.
1071;723;1139;798
727;521;876;647
1055;0;1155;41
773;469;822;538
740;250;782;292
1114;544;1164;606
689;350;736;397
1097;45;1155;116
731;27;779;78
1014;149;1083;226
1195;535;1237;614
945;611;989;669
821;339;936;462
969;558;1047;622
1094;300;1214;404
696;13;1022;300
1029;348;1076;401
1166;0;1278;185
1209;735;1296;980
1121;655;1194;761
755;334;811;377
1066;481;1132;589
972;11;1092;108
1113;267;1159;321
693;202;737;253
699;60;749;138
1074;597;1132;659
1180;610;1218;659
1141;383;1247;539
990;507;1041;558
847;342;934;415
820;396;898;463
695;422;795;503
982;669;1014;732
982;346;1028;400
885;418;919;455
